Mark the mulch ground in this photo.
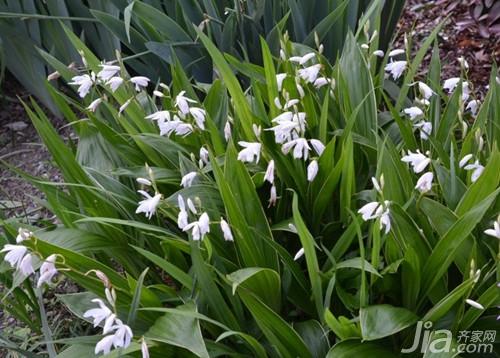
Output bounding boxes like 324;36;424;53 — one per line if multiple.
395;0;499;96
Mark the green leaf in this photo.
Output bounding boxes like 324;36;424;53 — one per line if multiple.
227;267;281;312
339;32;377;141
292;192;323;320
360;304;418;341
146;301;209;358
421;188;499;297
236;288;312;358
336;257;381;277
132;246;193;290
327;340;398;357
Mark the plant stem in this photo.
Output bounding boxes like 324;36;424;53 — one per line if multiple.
36;287;57;357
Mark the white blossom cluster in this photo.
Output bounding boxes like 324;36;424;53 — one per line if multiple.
68;61;150;114
0;228;58;287
83;285;134;355
145;90;206;137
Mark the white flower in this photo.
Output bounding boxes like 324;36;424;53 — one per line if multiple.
189;107;206;129
379;208;391;234
269;185;277;207
298;64;322;83
358;202;380;221
415;98;430;107
401;150;431;173
307;160;319;182
310;139;325;156
95;334;115;355
220;218;234;241
267;118;298;144
107;76;124;92
459;154;474;168
290;52;316;65
264;160;275;184
181;172;197;188
200;147;209;164
443;77;460;93
296;83;305;98
313;77;329;88
224;121;232;141
384;61;407;80
146;111;171;122
16;228;32;243
413;121;432;140
97;65;120;81
87;98;102;112
253;124;260;137
484;219;500;239
415;172;433;193
294;248;305;261
464;160;484;182
94;319;133;355
84;298;113;327
69;74;93;98
136;177;152;186
403;106;424;120
1;244;28;269
372;175;384;193
109;319;133;349
130;76;150;91
158;119;193;137
37;254;58;287
373;50;385;57
417;82;434;100
237;142;261;164
177;196;189;229
18;253;34;276
276;73;287;91
136;190;161;219
280;49;287;60
186;199;197;214
118;98;132;115
141;339;149;358
283;99;300;110
465;299;484;310
358;200;391;234
462;82;471;102
458;56;469;69
361;44;369;50
183;212;210;241
388;49;405;57
282;138;310;160
175;91;196;115
466;100;480;115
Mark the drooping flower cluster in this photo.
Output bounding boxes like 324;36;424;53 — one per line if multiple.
68;60;150;113
384;49;407;80
459;154;484;183
401;81;434;140
401;150;434;194
177;195;234;242
1;229;59;287
146;91;206;137
357;176;392;234
83;286;133;355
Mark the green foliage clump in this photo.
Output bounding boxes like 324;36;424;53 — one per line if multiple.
1;22;500;357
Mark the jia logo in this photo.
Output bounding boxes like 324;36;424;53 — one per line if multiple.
402;321;496;355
